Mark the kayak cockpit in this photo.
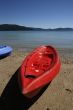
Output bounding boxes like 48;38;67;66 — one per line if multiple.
24;47;55;78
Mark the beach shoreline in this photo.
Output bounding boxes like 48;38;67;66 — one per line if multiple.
0;48;73;110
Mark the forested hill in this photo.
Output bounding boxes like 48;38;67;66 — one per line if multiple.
0;24;73;31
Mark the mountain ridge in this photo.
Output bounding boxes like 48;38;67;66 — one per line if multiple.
0;24;73;31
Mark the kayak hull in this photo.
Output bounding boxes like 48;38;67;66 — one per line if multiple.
18;45;61;98
0;46;12;58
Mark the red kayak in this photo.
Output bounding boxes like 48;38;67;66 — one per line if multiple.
18;45;61;98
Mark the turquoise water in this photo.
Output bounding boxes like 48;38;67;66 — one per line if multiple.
0;31;73;50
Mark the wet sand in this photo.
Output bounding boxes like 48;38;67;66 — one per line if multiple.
0;48;73;110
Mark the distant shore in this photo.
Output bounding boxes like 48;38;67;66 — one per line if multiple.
0;24;73;31
0;48;73;110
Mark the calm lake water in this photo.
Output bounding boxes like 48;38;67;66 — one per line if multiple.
0;31;73;51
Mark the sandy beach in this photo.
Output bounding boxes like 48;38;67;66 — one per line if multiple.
0;48;73;110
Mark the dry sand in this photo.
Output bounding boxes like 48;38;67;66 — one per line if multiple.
0;48;73;110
